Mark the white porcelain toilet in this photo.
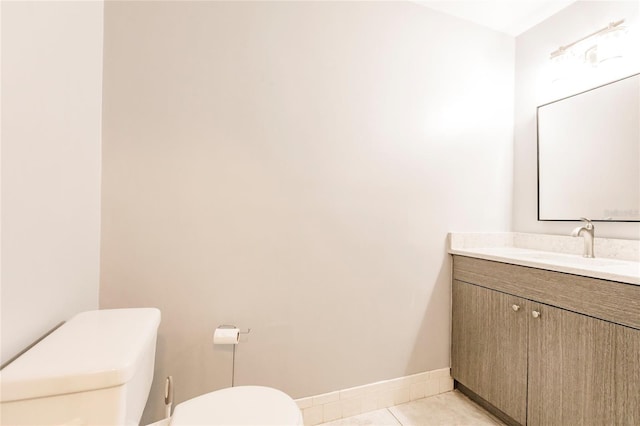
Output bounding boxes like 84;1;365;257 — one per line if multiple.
0;308;303;426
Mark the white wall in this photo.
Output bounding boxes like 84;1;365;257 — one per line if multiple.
0;1;103;365
513;0;640;239
100;2;513;423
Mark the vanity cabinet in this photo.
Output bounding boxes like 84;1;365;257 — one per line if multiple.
452;255;640;426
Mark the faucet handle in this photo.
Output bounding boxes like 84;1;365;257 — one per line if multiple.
579;217;594;229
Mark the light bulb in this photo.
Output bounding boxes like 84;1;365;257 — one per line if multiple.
597;25;628;63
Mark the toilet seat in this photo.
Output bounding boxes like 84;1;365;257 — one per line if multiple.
170;386;303;426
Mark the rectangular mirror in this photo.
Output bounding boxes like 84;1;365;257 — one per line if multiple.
537;73;640;221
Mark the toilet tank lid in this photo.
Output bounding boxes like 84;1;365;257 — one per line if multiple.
0;308;161;403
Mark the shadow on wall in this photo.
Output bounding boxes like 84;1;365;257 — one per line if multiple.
405;238;453;376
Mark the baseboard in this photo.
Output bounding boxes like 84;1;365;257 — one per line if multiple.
294;367;453;425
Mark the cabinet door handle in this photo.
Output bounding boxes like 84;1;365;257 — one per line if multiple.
532;310;541;319
512;304;520;311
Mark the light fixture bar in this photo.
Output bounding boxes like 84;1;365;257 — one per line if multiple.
550;19;625;59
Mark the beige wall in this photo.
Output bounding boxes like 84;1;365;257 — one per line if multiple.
513;0;640;239
0;1;103;365
100;2;514;422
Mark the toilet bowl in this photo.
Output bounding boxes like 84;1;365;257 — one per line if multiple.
168;386;303;426
0;308;302;426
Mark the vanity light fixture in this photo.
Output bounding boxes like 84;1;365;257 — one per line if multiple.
549;19;627;79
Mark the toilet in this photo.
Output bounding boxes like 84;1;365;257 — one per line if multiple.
0;308;303;426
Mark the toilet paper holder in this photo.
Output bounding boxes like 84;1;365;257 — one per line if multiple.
215;324;250;387
218;324;251;335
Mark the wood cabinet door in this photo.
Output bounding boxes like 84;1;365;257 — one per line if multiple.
452;280;528;424
614;325;640;425
528;303;616;426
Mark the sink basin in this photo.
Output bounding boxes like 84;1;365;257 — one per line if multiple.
470;247;636;270
520;252;626;267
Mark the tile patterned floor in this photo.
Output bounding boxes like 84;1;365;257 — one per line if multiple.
319;390;504;426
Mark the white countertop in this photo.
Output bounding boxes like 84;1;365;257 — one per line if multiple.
448;232;640;285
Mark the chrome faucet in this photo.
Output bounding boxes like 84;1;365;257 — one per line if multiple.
571;217;595;258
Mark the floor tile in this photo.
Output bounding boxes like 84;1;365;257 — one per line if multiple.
388;390;504;426
319;408;401;426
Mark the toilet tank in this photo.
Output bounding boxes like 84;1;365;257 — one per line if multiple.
0;308;161;426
